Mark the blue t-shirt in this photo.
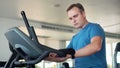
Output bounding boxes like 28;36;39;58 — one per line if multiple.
67;23;107;68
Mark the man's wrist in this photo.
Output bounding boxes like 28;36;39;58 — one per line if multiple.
71;55;75;59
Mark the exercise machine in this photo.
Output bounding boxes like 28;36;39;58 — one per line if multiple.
114;42;120;68
4;11;66;68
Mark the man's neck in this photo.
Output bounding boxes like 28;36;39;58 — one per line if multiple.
83;20;89;28
78;20;89;30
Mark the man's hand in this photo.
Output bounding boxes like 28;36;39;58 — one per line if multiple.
44;52;71;62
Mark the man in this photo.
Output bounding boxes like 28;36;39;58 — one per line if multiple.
45;3;107;68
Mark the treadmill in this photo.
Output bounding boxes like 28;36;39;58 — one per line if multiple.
4;11;66;68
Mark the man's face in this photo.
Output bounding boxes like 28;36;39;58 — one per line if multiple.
67;7;86;29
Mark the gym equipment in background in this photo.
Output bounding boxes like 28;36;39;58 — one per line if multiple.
4;11;66;68
114;42;120;68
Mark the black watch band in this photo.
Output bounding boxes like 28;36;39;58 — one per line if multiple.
71;55;75;59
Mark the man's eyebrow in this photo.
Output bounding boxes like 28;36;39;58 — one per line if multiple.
71;14;79;19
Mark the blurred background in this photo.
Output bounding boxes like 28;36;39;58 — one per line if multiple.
0;0;120;68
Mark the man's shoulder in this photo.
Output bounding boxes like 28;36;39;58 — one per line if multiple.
89;22;102;29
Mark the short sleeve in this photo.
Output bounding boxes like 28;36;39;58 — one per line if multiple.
90;24;105;39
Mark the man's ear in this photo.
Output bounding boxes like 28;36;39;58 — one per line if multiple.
82;11;86;18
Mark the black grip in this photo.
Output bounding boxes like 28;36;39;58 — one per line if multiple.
59;48;75;59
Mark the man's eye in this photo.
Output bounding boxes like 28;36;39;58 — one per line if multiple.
69;18;72;20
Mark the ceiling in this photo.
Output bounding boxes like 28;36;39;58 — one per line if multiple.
0;0;120;40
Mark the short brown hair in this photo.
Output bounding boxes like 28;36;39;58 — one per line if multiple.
66;3;85;12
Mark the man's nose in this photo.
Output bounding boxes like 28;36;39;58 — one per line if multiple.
72;19;76;23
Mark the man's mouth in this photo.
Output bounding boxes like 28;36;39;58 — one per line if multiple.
74;23;78;26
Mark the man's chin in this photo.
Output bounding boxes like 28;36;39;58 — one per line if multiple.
75;26;82;29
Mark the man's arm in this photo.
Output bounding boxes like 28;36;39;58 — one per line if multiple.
74;36;102;58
